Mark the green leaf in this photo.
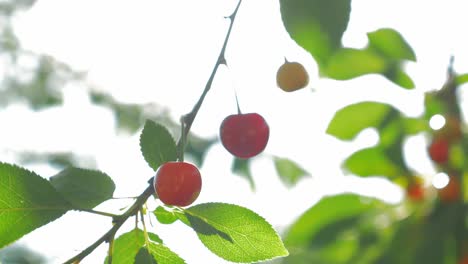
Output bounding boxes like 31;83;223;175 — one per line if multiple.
0;162;71;248
367;28;416;61
455;73;468;85
108;229;146;264
49;167;115;209
326;101;393;140
383;66;415;89
232;158;254;190
273;157;309;187
344;146;401;178
135;248;157;264
181;203;288;263
284;194;382;247
146;242;185;264
279;0;351;66
324;48;387;80
140;120;178;171
154;206;178;225
107;229;184;264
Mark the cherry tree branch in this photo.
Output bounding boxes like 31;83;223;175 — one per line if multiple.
178;0;243;152
63;1;243;263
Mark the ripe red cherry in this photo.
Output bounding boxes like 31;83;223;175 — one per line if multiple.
154;162;202;207
220;113;269;159
428;137;449;164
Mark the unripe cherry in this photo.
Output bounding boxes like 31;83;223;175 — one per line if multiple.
276;61;309;92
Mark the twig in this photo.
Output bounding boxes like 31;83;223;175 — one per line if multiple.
78;208;119;218
62;1;243;263
63;186;154;264
178;0;243;150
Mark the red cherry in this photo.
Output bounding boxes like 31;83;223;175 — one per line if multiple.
220;113;269;159
438;176;460;203
428;137;449;164
407;183;425;201
154;162;202;207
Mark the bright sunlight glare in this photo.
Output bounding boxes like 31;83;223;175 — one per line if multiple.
430;114;446;130
432;172;450;189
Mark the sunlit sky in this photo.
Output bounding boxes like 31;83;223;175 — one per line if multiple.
2;0;468;263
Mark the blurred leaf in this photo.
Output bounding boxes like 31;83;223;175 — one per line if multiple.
140;120;178;171
279;0;351;66
449;143;464;170
185;136;216;167
179;203;288;263
284;238;356;264
375;217;422;264
324;48;386;80
232;158;254;190
107;229;183;264
455;73;468;85
424;92;447;120
154;206;179;225
0;0;36;15
377;204;459;264
367;28;416;61
311;215;360;247
273;157;309;187
115;104;144;133
0;244;47;264
344;146;401;178
284;194;383;247
383;65;415;89
403;117;429;135
378;111;403;147
17;152;77;168
0;162;71;248
327;101;393;140
90;91;144;133
0;24;19;52
49;167;115;209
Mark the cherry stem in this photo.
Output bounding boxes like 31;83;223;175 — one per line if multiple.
63;1;243;262
178;0;243;152
178;116;186;161
235;91;242;115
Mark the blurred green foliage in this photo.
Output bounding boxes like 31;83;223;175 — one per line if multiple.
0;244;47;264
